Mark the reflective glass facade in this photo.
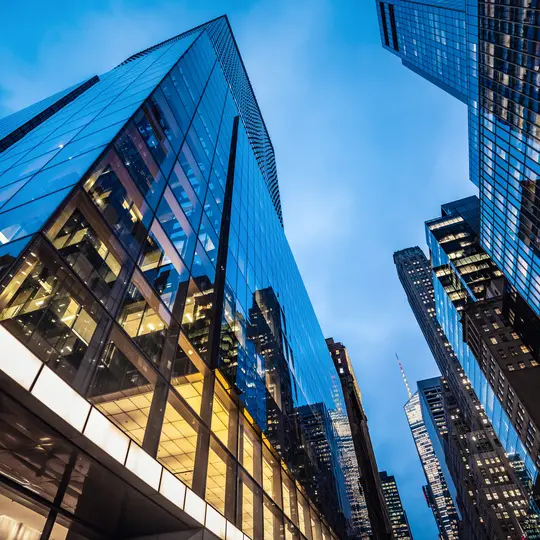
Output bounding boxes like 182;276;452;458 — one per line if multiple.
0;15;351;540
395;245;540;538
376;0;540;316
376;0;469;102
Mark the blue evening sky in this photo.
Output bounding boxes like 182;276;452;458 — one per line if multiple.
0;1;475;537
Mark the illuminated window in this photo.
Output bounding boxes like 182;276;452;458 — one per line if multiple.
262;444;282;506
157;390;203;487
170;335;207;416
88;325;158;446
297;492;311;538
264;495;284;540
240;414;261;483
281;471;298;524
206;436;234;519
118;269;170;366
0;238;104;387
238;470;262;539
211;380;238;454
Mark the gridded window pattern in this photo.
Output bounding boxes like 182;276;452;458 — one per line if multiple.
0;16;351;540
474;0;540;319
376;0;468;99
426;209;539;487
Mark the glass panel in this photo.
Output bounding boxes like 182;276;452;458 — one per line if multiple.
46;192;131;312
211;380;238;455
178;144;206;199
84;149;151;258
262;444;282;506
0;187;71;245
117;269;170;366
297;491;311;538
156;187;197;267
0;488;47;539
240;414;262;483
87;325;158;446
264;496;284;540
158;389;203;487
238;470;262;540
0;236;30;281
0;239;105;386
2;150;104;213
168;160;202;230
181;277;213;360
138;220;189;314
310;509;322;540
160;75;191;135
170;337;206;417
281;472;298;523
285;519;301;540
134;108;176;179
206;436;235;519
114;121;167;208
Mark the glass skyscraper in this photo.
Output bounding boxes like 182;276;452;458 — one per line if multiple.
0;16;359;540
376;0;540;315
394;241;540;537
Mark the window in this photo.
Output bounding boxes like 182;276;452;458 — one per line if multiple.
211;380;238;454
206;436;235;519
117;269;170;366
0;238;106;388
87;325;158;446
262;444;282;506
157;389;205;487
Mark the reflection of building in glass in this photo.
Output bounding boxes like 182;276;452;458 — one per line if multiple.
379;471;413;539
0;15;360;539
331;405;372;539
327;338;393;539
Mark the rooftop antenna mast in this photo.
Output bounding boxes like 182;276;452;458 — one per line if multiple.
396;354;412;399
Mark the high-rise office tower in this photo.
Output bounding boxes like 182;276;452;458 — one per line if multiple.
327;337;393;539
394;242;540;538
416;378;456;503
425;196;540;536
376;0;540;348
0;16;357;539
399;365;459;539
379;471;413;539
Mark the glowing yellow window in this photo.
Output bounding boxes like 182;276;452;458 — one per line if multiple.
157;391;201;487
240;415;261;483
211;381;238;454
206;438;233;517
238;471;262;539
262;445;282;506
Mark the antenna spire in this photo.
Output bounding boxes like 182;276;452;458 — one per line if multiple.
396;354;412;399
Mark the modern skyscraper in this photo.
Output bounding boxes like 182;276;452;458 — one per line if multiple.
394;241;540;538
376;0;540;315
327;337;393;540
0;15;356;539
399;367;459;539
379;471;413;539
416;378;457;505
